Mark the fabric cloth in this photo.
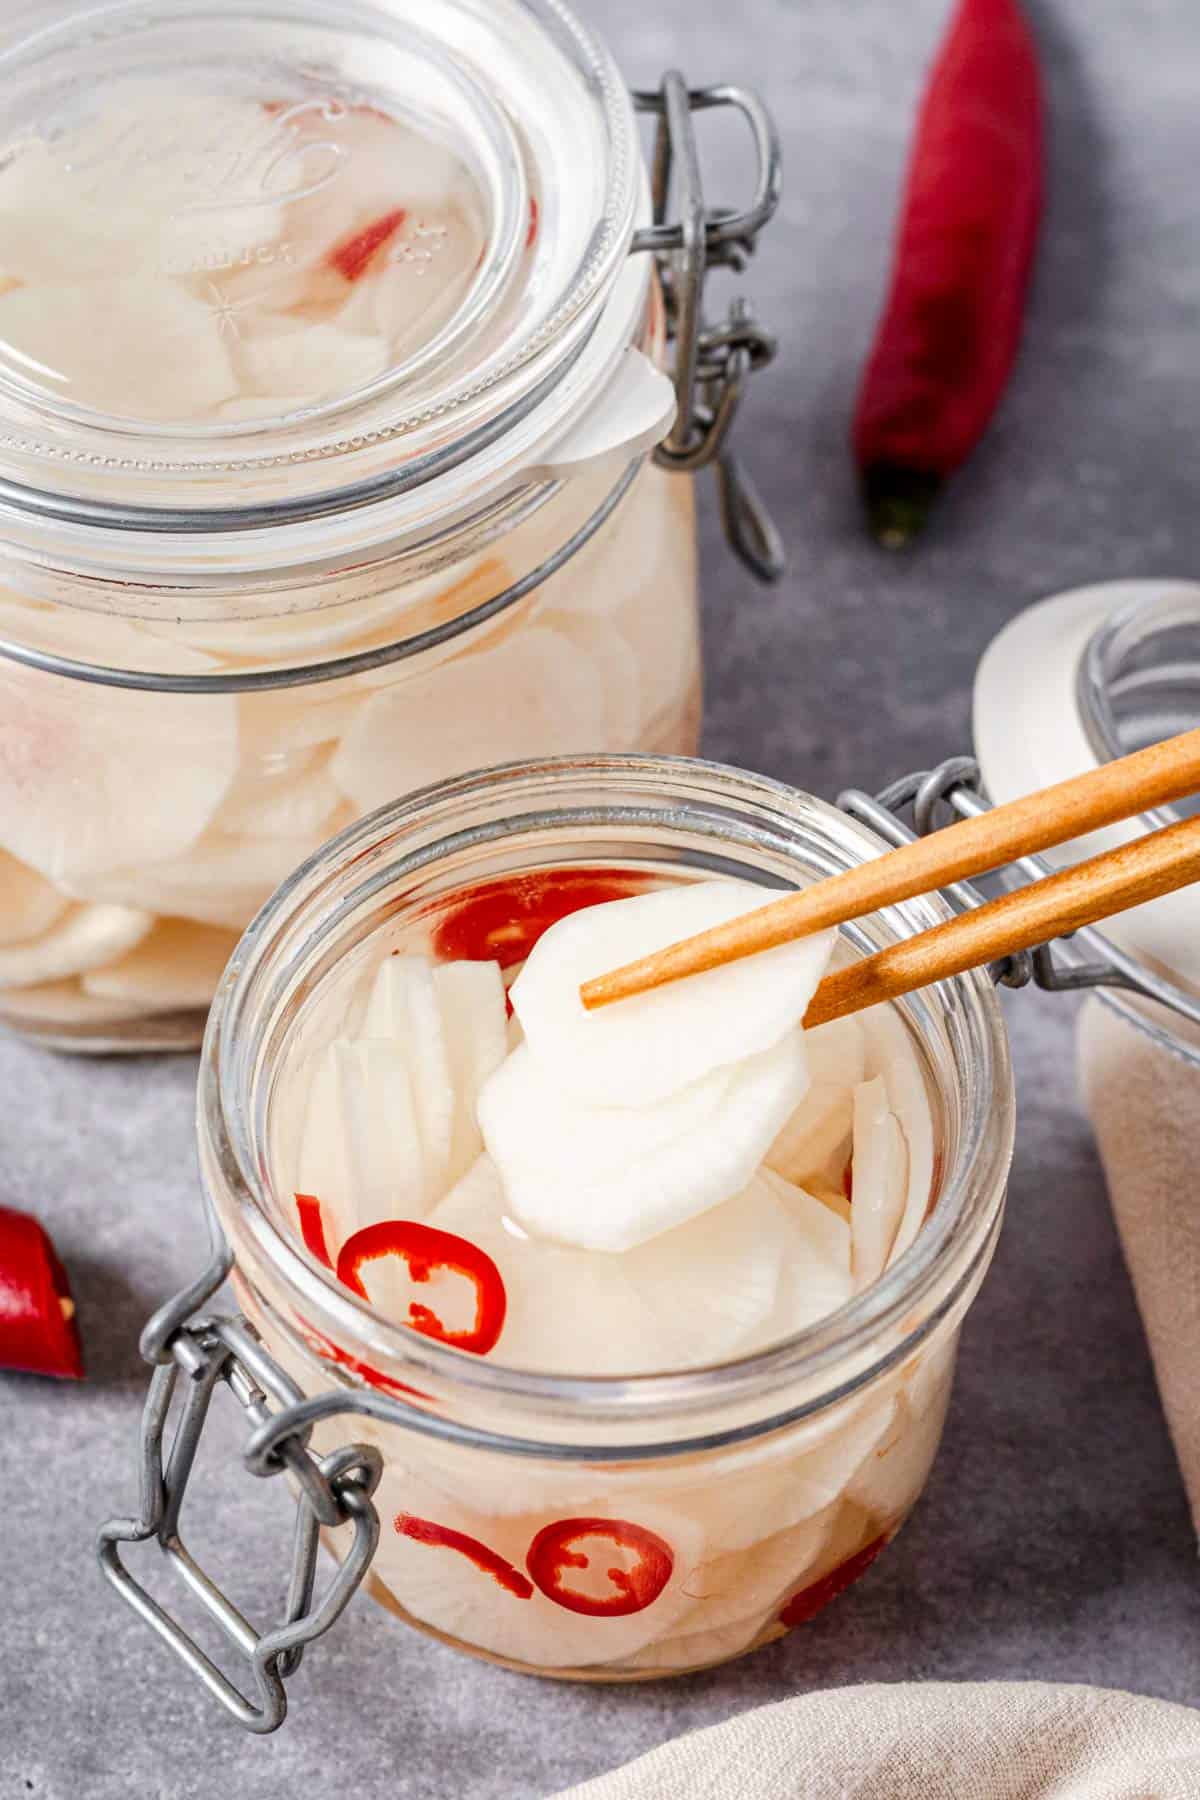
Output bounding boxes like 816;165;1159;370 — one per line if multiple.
1078;994;1200;1538
555;1682;1200;1798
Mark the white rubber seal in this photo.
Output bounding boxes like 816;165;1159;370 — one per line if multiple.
972;579;1200;992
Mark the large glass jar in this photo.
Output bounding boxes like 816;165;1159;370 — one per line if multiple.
100;757;1014;1717
0;0;779;1051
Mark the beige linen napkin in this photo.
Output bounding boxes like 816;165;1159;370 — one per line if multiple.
1078;994;1200;1536
555;1682;1200;1798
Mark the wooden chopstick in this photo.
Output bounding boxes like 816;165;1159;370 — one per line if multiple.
580;727;1200;1011
803;812;1200;1027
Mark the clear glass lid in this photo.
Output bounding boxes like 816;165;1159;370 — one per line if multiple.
0;0;641;515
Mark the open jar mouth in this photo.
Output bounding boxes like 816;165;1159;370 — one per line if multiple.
0;0;640;526
198;755;1014;1453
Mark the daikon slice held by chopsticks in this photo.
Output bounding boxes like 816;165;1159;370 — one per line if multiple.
853;0;1043;547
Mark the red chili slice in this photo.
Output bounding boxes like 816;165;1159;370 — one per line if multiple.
337;1220;506;1356
431;869;652;969
852;0;1043;546
327;207;408;283
0;1204;83;1380
295;1192;334;1269
526;195;539;249
299;1320;428;1400
526;1517;674;1618
778;1532;890;1629
395;1514;533;1599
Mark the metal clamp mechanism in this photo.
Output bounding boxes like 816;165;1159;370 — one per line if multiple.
98;1277;382;1734
839;755;1200;1029
632;75;785;583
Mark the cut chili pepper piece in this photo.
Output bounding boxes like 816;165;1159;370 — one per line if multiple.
430;869;652;970
526;1516;674;1618
299;1320;429;1400
0;1204;83;1379
526;195;540;249
327;207;408;283
852;0;1043;547
778;1531;890;1629
294;1192;334;1269
337;1219;506;1356
395;1514;533;1599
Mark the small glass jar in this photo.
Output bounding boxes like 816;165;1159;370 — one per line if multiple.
0;0;781;1052
99;756;1014;1716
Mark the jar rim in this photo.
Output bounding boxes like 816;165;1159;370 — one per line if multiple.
198;754;1015;1455
0;0;641;531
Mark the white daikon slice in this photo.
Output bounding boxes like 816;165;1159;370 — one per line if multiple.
0;853;69;948
0;669;237;887
369;1459;704;1670
0;903;152;989
217;759;344;841
858;1002;936;1264
808;1015;868;1087
81;920;238;1013
510;879;835;1108
90;832;310;931
622;1609;771;1674
547;612;642;747
330;627;609;814
758;1169;854;1333
670;1505;836;1640
432;960;509;1188
766;1083;853;1190
362;956;456;1202
0;978;140;1028
236;320;390;403
295;1038;430;1257
478;1031;807;1252
849;1077;908;1294
428;1156;651;1375
846;1387;950;1524
620;1176;790;1365
430;1156;787;1374
0;276;237;421
765;1018;871;1189
900;1333;958;1420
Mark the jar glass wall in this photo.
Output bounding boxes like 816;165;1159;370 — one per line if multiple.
198;756;1014;1681
0;0;734;1051
0;455;699;1050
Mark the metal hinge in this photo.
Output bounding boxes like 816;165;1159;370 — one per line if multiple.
632;75;786;584
838;754;1200;1029
98;1295;382;1734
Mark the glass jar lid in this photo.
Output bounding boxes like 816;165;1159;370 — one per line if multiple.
0;0;641;517
973;579;1200;998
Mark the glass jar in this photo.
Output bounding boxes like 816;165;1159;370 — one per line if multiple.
101;756;1014;1723
0;0;782;1052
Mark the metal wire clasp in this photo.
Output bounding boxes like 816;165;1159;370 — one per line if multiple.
839;755;1200;1030
632;75;785;584
97;1252;383;1735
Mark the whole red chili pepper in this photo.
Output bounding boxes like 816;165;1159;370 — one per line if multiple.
526;1516;674;1618
778;1531;890;1629
394;1514;533;1599
852;0;1043;546
0;1204;83;1379
430;869;651;970
336;1219;507;1356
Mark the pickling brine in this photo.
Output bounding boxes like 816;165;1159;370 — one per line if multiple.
254;866;960;1677
0;0;730;1050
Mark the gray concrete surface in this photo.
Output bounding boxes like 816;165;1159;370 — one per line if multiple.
3;1;1200;1795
